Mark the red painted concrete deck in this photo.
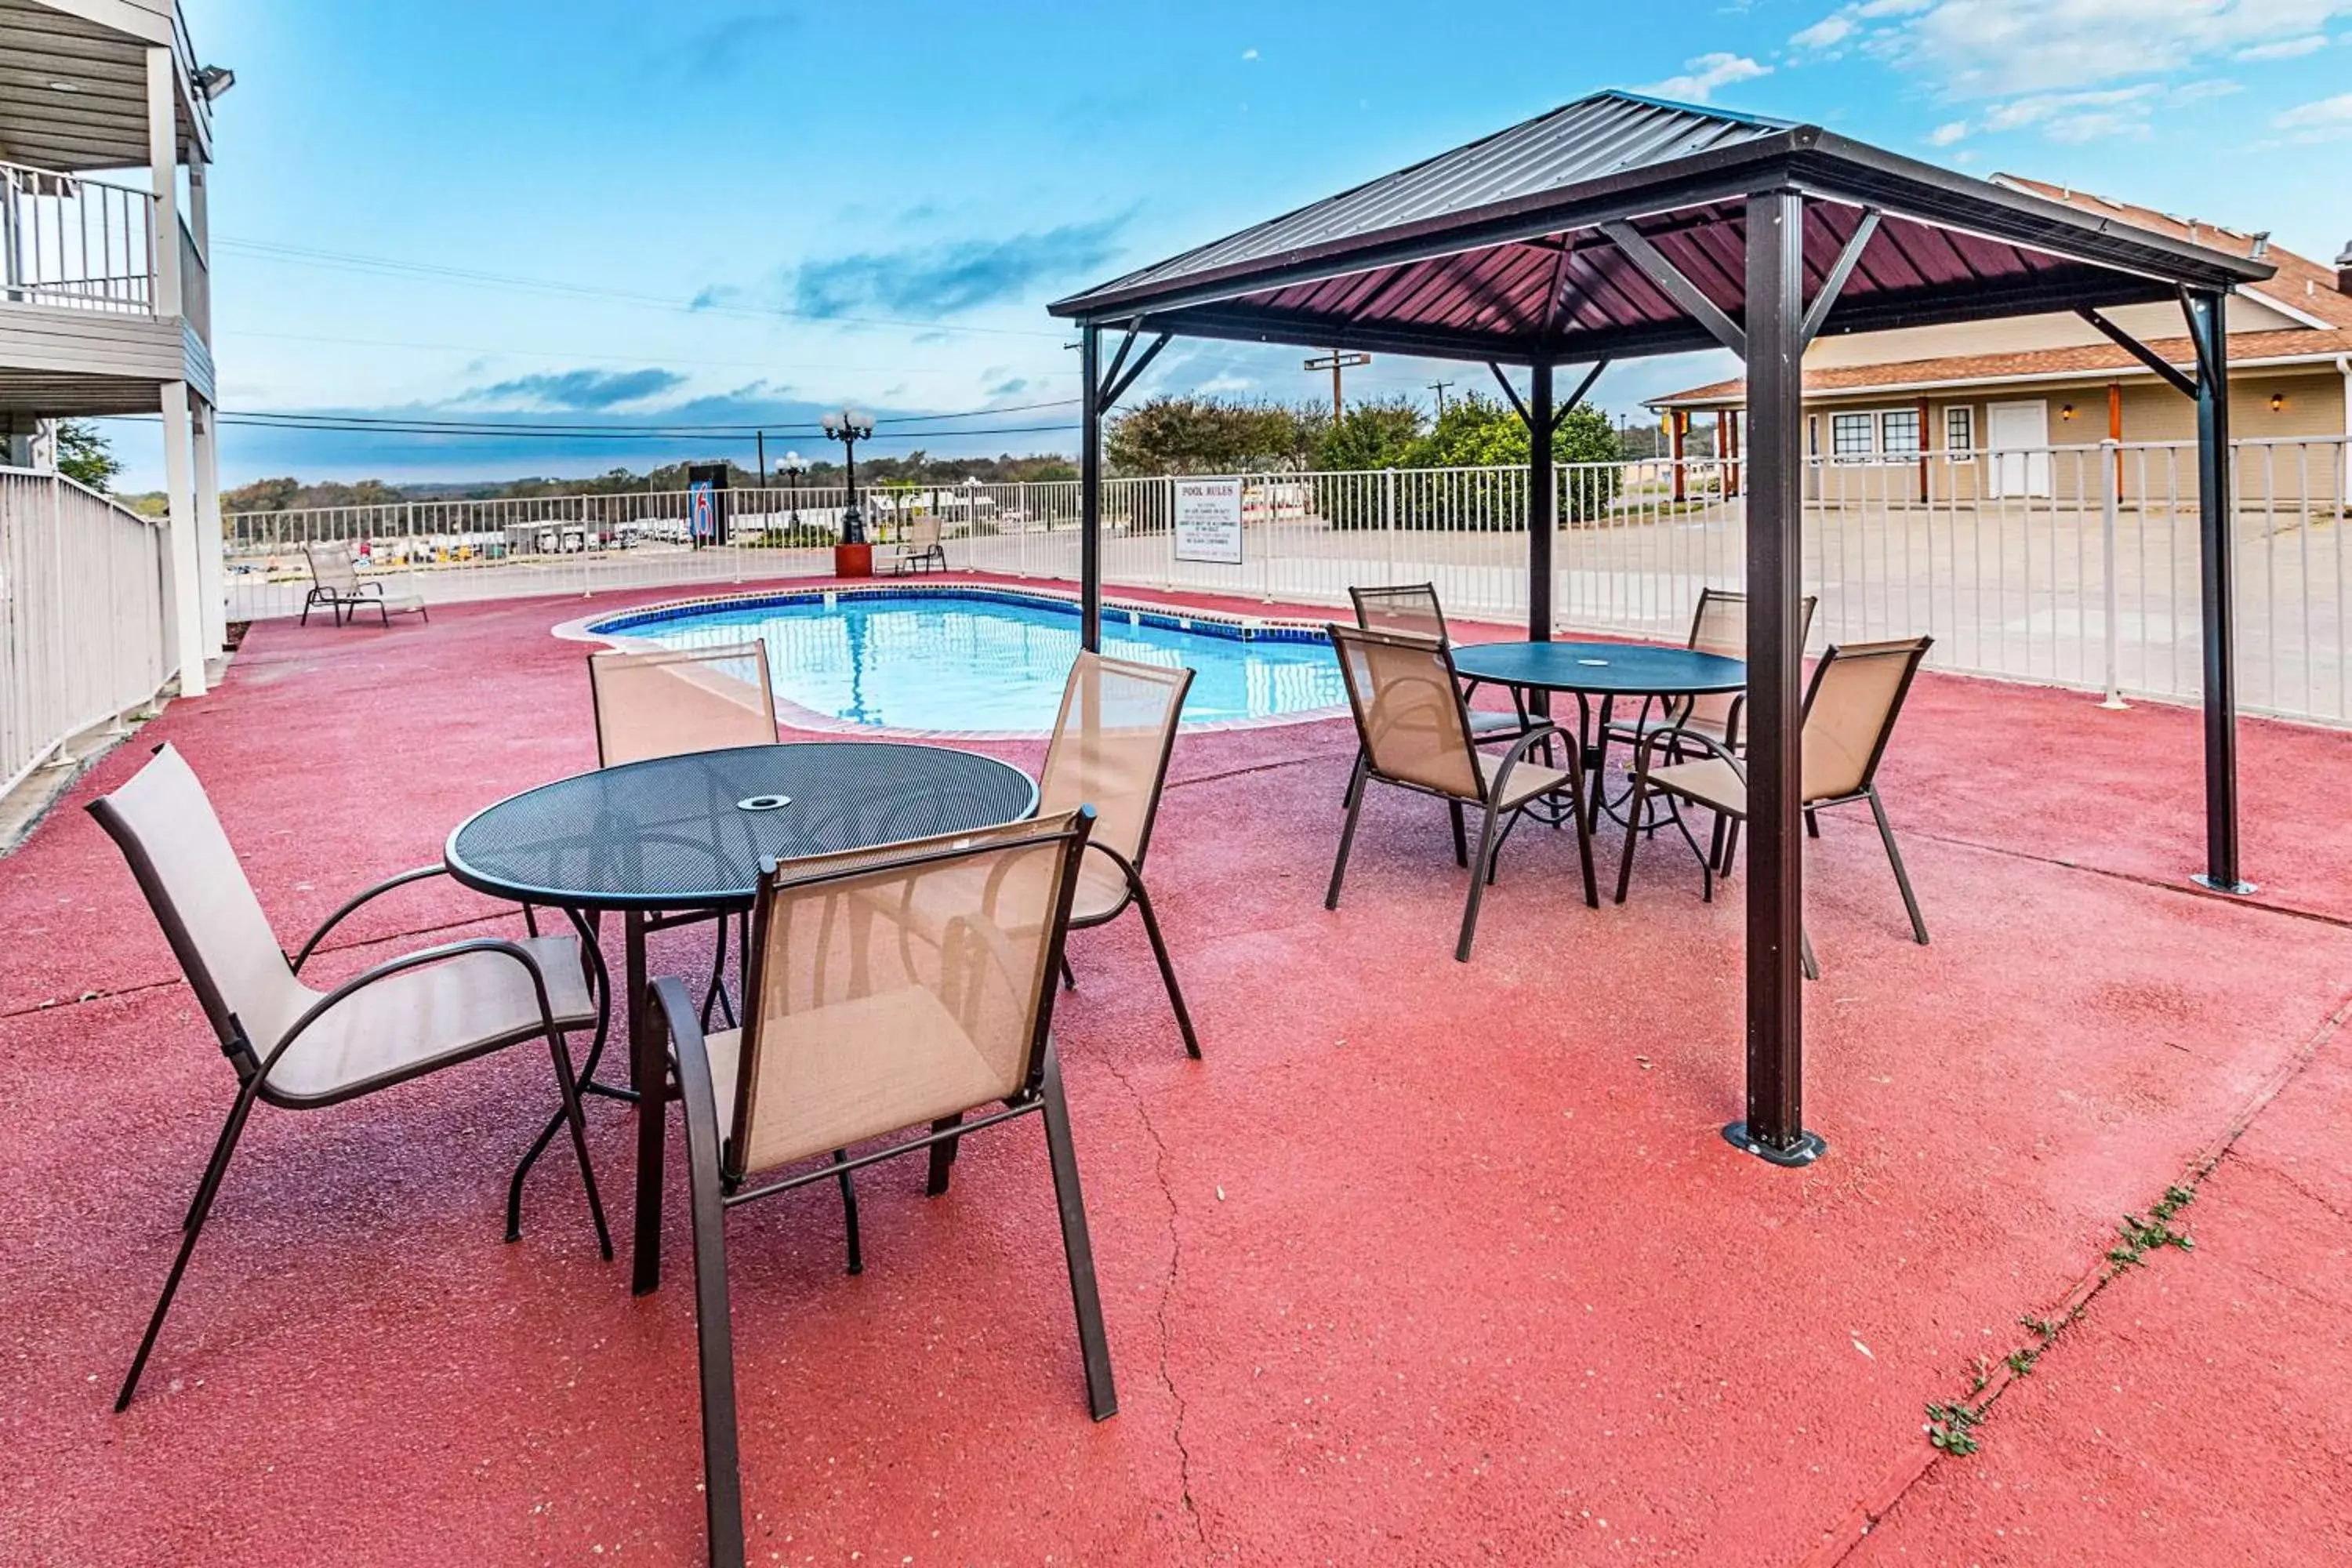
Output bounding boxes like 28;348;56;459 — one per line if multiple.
3;573;2348;1566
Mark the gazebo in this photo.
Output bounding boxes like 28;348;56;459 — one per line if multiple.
1049;91;2272;1164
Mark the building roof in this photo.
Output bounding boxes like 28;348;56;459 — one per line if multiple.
1048;91;2270;368
1650;176;2352;408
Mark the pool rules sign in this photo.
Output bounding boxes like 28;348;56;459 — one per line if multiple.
1172;477;1244;565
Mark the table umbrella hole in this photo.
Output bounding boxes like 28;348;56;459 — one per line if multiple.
735;795;793;812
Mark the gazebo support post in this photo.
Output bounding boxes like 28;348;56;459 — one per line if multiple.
2185;289;2251;895
1079;322;1104;652
1529;358;1554;641
1727;185;1824;1166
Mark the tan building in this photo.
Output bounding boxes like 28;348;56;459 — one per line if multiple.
1650;177;2352;506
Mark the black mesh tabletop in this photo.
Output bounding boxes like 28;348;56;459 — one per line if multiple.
1452;641;1747;697
444;742;1040;912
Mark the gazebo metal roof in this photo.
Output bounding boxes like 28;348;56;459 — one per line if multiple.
1050;89;2267;1168
1050;92;2270;361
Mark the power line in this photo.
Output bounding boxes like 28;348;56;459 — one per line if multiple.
211;413;1083;445
204;398;1076;438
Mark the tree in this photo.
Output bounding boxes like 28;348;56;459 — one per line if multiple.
55;421;122;492
1105;395;1314;476
1403;390;1525;469
1315;397;1425;470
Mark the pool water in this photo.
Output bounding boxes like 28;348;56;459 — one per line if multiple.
588;588;1346;732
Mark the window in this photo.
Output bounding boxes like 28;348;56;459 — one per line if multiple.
1879;409;1922;457
1945;405;1973;453
1831;412;1875;459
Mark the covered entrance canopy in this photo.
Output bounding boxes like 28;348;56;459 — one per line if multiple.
1049;89;2272;1163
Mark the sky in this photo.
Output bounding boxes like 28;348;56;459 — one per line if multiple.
102;0;2352;489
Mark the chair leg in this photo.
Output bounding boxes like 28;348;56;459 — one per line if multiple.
681;1098;746;1568
1040;1048;1116;1421
1720;818;1741;880
1127;877;1202;1060
1342;745;1367;810
1566;777;1599;909
1801;924;1821;982
1455;798;1506;962
1613;777;1649;904
120;1087;259;1411
1326;759;1370;909
925;1114;963;1196
1449;800;1468;868
546;1029;613;1261
1805;808;1822;839
831;1150;863;1276
1058;953;1077;992
1867;787;1931;946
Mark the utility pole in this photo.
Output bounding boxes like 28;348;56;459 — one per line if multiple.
1428;379;1454;417
1304;349;1371;420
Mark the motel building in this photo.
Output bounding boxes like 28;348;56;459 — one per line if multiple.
1649;177;2352;507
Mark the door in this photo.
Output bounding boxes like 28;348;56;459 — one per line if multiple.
1986;400;2050;499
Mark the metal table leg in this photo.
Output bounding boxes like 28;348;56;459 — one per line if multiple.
628;909;666;1295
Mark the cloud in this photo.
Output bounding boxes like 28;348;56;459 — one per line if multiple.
1790;0;2352;98
1926;119;1970;144
2235;33;2330;57
988;376;1032;396
2272;89;2352;138
466;368;687;409
656;9;800;80
792;217;1127;320
1241;47;1259;60
1980;84;2161;141
1639;53;1772;104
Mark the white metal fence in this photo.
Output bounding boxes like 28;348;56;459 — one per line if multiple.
223;437;2350;725
1;467;176;795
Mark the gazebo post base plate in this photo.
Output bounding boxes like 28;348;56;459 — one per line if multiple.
1721;1122;1826;1167
2191;874;2258;897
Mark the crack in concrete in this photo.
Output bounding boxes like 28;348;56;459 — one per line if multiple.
1091;1043;1210;1557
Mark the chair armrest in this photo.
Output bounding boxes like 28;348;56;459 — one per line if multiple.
1628;723;1747;782
1483;720;1564;805
257;937;563;1091
291;864;451;974
648;975;728;1158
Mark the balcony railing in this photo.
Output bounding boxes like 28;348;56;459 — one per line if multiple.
0;162;157;316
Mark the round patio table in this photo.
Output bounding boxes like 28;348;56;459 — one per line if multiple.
445;741;1039;1293
1450;641;1747;829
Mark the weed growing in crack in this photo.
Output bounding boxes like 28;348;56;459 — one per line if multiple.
1924;1402;1982;1455
2107;1184;2198;1270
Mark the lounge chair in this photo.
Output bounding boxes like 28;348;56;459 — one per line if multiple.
89;744;609;1410
1613;636;1934;975
300;542;428;626
1325;622;1596;962
891;511;946;573
644;809;1114;1568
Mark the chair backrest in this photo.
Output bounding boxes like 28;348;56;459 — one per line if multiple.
1327;623;1483;800
1348;583;1451;645
588;640;777;767
85;745;308;1073
1685;589;1820;735
304;542;358;593
1799;637;1933;802
904;511;942;549
1037;651;1192;871
724;808;1093;1179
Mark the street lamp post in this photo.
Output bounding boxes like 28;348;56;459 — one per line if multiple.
820;409;874;545
776;451;806;535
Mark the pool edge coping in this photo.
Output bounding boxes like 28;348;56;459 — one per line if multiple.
548;580;1352;741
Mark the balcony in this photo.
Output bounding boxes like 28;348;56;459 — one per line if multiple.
1;163;159;318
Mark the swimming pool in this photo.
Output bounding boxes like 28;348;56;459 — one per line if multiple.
579;586;1347;734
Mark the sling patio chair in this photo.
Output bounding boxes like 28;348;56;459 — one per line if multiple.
1325;622;1597;963
299;541;428;626
1602;587;1819;757
643;808;1115;1568
499;640;782;1241
1613;636;1934;976
89;743;609;1412
890;510;948;573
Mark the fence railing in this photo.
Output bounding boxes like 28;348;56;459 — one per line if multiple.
223;437;2351;726
0;163;157;316
1;468;176;796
